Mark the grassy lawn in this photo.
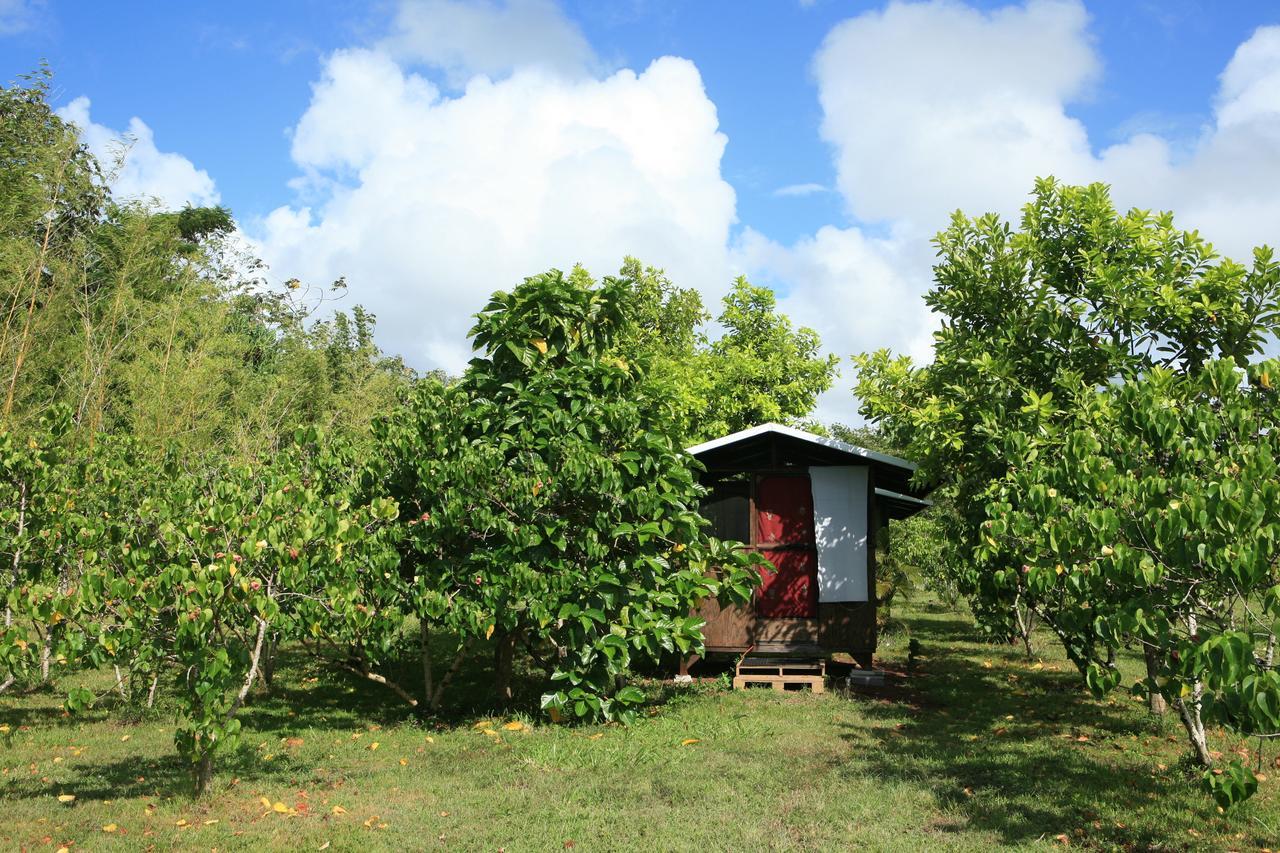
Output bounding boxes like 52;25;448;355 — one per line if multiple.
2;597;1278;851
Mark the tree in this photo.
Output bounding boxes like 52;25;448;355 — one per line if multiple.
854;179;1280;801
612;259;838;444
376;269;764;720
984;359;1280;809
61;430;398;795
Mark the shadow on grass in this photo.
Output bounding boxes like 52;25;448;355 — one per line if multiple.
841;608;1190;850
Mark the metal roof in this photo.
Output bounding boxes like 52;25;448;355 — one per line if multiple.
686;422;933;518
685;422;917;472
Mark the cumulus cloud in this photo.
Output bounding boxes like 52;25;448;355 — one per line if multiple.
258;48;735;373
384;0;598;87
814;0;1098;228
743;1;1280;423
252;0;1279;422
56;97;220;210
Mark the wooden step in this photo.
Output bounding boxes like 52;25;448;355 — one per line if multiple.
733;655;826;693
732;672;825;694
736;656;826;677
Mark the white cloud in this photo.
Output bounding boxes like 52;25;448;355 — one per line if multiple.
773;182;829;197
254;0;1279;424
384;0;597;87
56;97;220;210
745;2;1280;424
258;47;735;374
814;0;1098;228
0;0;42;36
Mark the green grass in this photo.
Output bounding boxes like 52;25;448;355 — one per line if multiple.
2;598;1278;851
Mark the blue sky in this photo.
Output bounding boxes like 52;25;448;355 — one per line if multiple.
5;1;1275;240
3;0;1279;421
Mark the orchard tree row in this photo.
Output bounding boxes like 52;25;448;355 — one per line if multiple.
0;70;831;795
856;178;1280;808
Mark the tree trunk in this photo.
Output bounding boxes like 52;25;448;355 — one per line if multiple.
494;631;516;707
420;620;433;706
1175;681;1212;766
1013;592;1036;659
194;751;214;797
146;673;159;709
1142;644;1167;715
261;634;278;689
429;642;472;711
39;642;50;682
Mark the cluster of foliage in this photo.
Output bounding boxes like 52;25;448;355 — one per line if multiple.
613;258;839;444
0;70;412;455
855;178;1280;807
375;270;767;723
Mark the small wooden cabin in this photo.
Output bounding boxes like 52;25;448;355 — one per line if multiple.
687;423;931;669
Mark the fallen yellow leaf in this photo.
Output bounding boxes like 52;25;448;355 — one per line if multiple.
120;734;131;742
399;758;408;766
56;847;69;853
332;805;348;816
363;815;380;828
204;819;219;825
260;796;272;809
57;794;75;804
176;818;189;827
425;736;435;744
588;733;604;740
273;801;291;814
680;738;700;746
982;661;993;669
103;823;118;832
502;721;526;732
473;720;494;730
367;741;380;751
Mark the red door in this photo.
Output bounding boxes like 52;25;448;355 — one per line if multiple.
754;475;818;618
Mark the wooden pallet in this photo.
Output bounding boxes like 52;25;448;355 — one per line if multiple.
732;656;826;694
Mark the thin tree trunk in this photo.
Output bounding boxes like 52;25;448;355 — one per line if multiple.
1175;613;1211;766
1175;685;1212;766
420;620;433;705
3;170;64;421
1142;643;1167;715
228;618;268;718
1013;591;1035;659
194;751;214;797
494;631;516;707
113;665;129;700
261;634;278;689
146;673;159;709
429;642;473;711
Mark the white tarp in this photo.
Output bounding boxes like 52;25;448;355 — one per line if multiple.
809;466;869;602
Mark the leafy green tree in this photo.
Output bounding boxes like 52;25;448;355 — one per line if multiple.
703;278;838;440
984;359;1280;808
854;178;1280;804
612;259;838;444
63;431;398;795
376;269;764;721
